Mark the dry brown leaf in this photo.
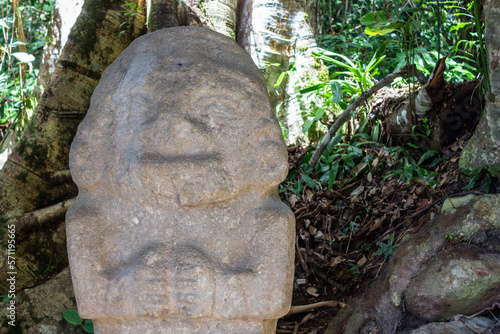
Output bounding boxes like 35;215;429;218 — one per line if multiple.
438;175;448;187
306;287;320;297
329;256;345;268
305;189;314;202
357;255;367;266
369;215;386;231
352;162;367;175
350;185;364;197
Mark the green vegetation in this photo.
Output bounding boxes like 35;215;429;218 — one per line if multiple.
0;0;54;152
62;309;94;333
284;0;490;196
119;3;145;35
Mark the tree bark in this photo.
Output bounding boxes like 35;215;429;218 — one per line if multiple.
238;0;323;144
0;0;147;292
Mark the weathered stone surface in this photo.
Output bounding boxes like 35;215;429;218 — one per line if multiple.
405;248;500;321
66;26;295;333
409;316;497;334
0;268;79;334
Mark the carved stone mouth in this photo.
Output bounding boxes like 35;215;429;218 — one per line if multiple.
139;152;221;164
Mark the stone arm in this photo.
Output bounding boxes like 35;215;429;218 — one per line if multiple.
212;199;295;319
66;198;151;319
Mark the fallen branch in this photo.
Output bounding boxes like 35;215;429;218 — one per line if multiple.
308;65;412;169
12;197;76;232
286;300;346;316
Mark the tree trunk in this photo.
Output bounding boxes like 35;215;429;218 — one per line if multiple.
0;0;147;293
238;0;323;144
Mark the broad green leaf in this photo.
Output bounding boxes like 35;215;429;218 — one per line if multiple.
360;12;390;26
330;81;343;103
326;133;345;151
300;83;327;94
286;170;298;181
274;71;287;88
341;154;355;168
371;121;380;142
314;108;325;121
302;118;314;134
301;173;318;189
428;157;443;169
62;309;83;325
10;41;28;47
316;50;356;67
12;52;35;63
319;171;330;184
355;118;370;134
83;319;94;333
364;23;402;36
0;19;9;29
294;180;303;197
417;150;439;166
329;160;340;189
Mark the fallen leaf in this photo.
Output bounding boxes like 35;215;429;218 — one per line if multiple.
329;256;344;268
306;287;320;297
357;255;367;266
350;185;364;197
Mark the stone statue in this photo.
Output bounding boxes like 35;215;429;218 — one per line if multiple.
66;26;295;334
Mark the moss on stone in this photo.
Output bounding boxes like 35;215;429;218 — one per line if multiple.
14;171;28;184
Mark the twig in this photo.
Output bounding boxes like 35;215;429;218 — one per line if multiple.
296;235;311;276
285;300;346;316
11;197;76;232
308;65;412;169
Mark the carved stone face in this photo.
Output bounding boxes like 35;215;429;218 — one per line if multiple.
70;27;288;208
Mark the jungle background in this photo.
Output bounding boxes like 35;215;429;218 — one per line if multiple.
0;0;499;333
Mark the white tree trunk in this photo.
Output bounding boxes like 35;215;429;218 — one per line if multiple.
39;0;85;87
238;0;321;144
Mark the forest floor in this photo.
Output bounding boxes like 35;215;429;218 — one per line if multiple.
277;145;478;333
275;80;491;333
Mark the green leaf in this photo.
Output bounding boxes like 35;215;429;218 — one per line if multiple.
286;170;298;181
417;150;439;166
327;133;345;152
43;4;54;12
328;160;340;189
371;121;380;142
62;309;83;325
330;81;343;103
314;108;325;121
10;41;28;47
301;173;318;189
360;12;389;26
364;23;403;36
274;72;287;88
341;154;355;168
83;319;94;333
12;52;35;63
300;83;327;94
0;19;8;29
294;180;304;197
302;118;314;134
